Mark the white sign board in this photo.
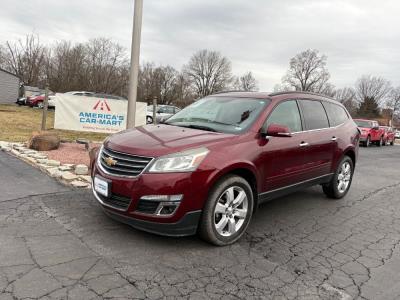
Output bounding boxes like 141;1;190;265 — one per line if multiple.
54;94;146;133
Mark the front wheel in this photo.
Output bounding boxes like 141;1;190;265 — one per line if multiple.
199;175;254;246
37;102;44;109
323;156;354;199
146;116;153;124
364;136;371;147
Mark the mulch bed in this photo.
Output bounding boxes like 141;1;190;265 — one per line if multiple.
42;142;101;166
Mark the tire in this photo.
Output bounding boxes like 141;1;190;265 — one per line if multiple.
323;156;354;199
146;116;153;124
390;139;394;146
37;102;44;109
364;136;371;147
199;175;254;246
376;136;383;147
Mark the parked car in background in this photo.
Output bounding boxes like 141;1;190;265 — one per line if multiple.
27;93;56;108
354;119;385;147
89;93;126;100
16;97;27;105
91;91;359;245
395;130;400;139
380;126;396;146
65;91;94;97
146;105;181;124
27;94;45;107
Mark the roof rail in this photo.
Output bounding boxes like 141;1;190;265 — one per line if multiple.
213;90;248;94
268;90;335;100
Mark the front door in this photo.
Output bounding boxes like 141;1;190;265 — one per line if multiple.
259;100;310;192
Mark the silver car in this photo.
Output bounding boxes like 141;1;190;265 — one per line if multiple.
146;105;181;124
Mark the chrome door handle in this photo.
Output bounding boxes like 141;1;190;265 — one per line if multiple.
331;137;337;141
299;142;309;147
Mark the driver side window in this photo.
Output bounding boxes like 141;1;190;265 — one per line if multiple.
265;100;302;132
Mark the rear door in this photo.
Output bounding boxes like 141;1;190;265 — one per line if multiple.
260;100;310;191
298;99;335;179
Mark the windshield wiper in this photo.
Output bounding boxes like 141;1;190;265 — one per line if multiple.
179;124;217;132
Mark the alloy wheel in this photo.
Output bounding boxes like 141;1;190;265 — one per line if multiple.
214;186;248;237
337;161;351;194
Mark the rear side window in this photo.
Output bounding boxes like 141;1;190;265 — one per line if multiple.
300;100;329;130
323;102;349;127
265;100;302;132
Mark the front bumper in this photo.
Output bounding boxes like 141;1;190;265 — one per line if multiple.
91;163;211;236
102;206;201;236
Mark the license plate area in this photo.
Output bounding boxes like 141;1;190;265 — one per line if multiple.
94;175;111;197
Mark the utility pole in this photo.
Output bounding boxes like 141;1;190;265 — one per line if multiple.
41;83;49;131
153;96;157;125
126;0;143;128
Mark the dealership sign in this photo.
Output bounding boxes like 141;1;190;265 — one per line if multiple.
54;94;146;133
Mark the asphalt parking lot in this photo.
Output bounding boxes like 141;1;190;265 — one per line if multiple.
1;146;400;300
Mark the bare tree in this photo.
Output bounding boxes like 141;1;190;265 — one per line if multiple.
387;86;400;124
282;49;333;95
334;87;357;116
355;75;392;106
183;49;232;97
2;34;47;87
233;71;258;91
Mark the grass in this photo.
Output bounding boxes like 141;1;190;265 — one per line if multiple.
0;104;109;142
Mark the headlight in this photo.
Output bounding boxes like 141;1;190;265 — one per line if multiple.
147;147;209;173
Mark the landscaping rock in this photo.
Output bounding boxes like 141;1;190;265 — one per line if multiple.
71;180;89;188
79;175;92;183
37;159;49;164
59;165;72;172
31;153;47;159
47;160;61;167
61;172;78;181
10;149;20;156
47;168;62;178
26;157;37;163
75;164;89;175
28;131;60;151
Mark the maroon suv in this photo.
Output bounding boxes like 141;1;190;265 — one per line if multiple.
91;91;359;245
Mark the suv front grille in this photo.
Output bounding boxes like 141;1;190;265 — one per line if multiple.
98;193;131;210
100;147;153;177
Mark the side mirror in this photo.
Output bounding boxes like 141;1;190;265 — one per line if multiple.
261;124;292;137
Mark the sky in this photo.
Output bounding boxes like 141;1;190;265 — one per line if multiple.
1;0;400;91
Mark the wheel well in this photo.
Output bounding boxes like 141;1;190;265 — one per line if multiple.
344;150;356;167
228;168;258;208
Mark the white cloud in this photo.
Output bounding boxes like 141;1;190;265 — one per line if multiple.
1;0;400;90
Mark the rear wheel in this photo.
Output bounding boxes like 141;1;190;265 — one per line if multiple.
323;156;354;199
364;136;371;147
199;175;254;246
376;136;383;147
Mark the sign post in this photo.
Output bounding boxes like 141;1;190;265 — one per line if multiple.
41;83;49;131
126;0;143;129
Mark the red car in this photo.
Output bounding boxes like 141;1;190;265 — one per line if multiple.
27;94;45;107
91;91;359;245
380;126;396;146
354;119;385;147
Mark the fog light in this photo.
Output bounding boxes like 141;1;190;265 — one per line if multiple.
140;194;183;202
139;195;183;216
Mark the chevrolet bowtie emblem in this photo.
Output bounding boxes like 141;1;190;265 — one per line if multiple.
104;156;117;167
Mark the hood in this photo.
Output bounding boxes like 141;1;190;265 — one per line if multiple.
105;124;237;157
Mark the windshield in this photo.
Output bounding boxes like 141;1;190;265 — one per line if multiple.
355;120;373;128
165;97;270;134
